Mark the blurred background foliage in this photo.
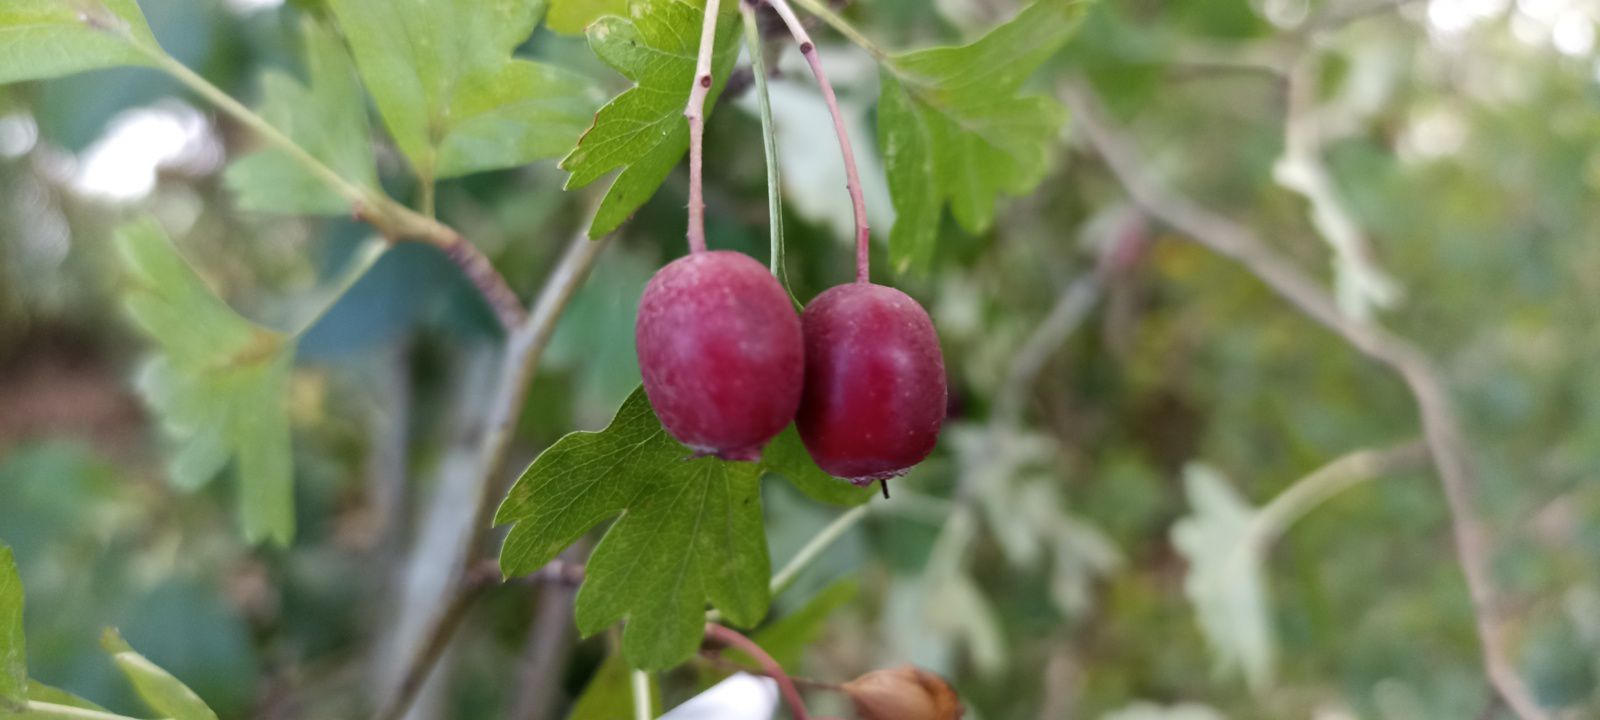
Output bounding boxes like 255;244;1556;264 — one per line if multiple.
1;0;1599;718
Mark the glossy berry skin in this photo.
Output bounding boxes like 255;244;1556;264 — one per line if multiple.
635;251;803;461
797;283;946;483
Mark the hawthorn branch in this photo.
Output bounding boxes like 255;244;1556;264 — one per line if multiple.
1274;53;1400;320
372;217;610;720
704;623;814;720
685;0;724;254
143;44;527;333
1061;77;1548;720
765;0;873;282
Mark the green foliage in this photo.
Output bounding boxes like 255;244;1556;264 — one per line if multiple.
225;18;376;215
760;428;873;507
560;0;741;238
116;218;296;546
0;547;23;711
1170;463;1273;691
877;0;1087;273
498;385;870;669
568;651;659;720
100;629;218;720
497;389;769;670
0;0;156;84
327;0;598;181
546;0;629;35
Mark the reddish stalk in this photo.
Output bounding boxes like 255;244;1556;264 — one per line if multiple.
704;623;812;720
684;0;725;254
765;0;872;283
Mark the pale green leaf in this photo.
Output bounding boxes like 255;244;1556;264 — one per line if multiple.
437;59;603;178
0;547;23;711
759;428;873;507
878;0;1087;273
328;0;597;180
100;629;218;720
560;0;740;237
225;18;376;215
116;218;297;545
567;650;660;720
496;388;770;670
547;0;628;35
0;0;157;85
1171;463;1274;691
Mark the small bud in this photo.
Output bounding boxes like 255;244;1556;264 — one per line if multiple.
841;666;964;720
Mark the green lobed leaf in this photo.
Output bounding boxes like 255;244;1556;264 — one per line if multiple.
559;0;741;238
327;0;599;181
567;649;660;720
0;0;157;85
224;18;376;215
1170;463;1274;691
546;0;628;35
878;0;1088;273
496;388;771;670
759;428;873;507
100;629;218;720
0;547;23;711
116;218;296;545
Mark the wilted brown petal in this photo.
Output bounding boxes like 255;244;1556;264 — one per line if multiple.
842;665;964;720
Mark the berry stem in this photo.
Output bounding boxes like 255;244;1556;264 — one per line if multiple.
765;0;872;283
704;623;813;720
684;0;724;255
740;0;789;285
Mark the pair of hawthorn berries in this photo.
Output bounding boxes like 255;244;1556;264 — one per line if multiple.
635;250;947;487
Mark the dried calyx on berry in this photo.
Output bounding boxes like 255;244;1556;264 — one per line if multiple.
842;665;965;720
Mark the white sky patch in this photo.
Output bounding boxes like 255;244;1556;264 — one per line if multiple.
1552;10;1597;54
0;114;39;159
224;0;284;13
1428;0;1510;34
71;100;222;202
1399;106;1470;162
658;673;778;720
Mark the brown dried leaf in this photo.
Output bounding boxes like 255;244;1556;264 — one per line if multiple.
842;665;965;720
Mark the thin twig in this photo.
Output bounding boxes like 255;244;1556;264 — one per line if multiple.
22;702;146;720
1274;53;1400;320
770;504;870;597
685;0;724;254
993;272;1105;428
766;0;873;283
372;218;610;720
704;624;812;720
1061;77;1548;720
1251;441;1429;548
